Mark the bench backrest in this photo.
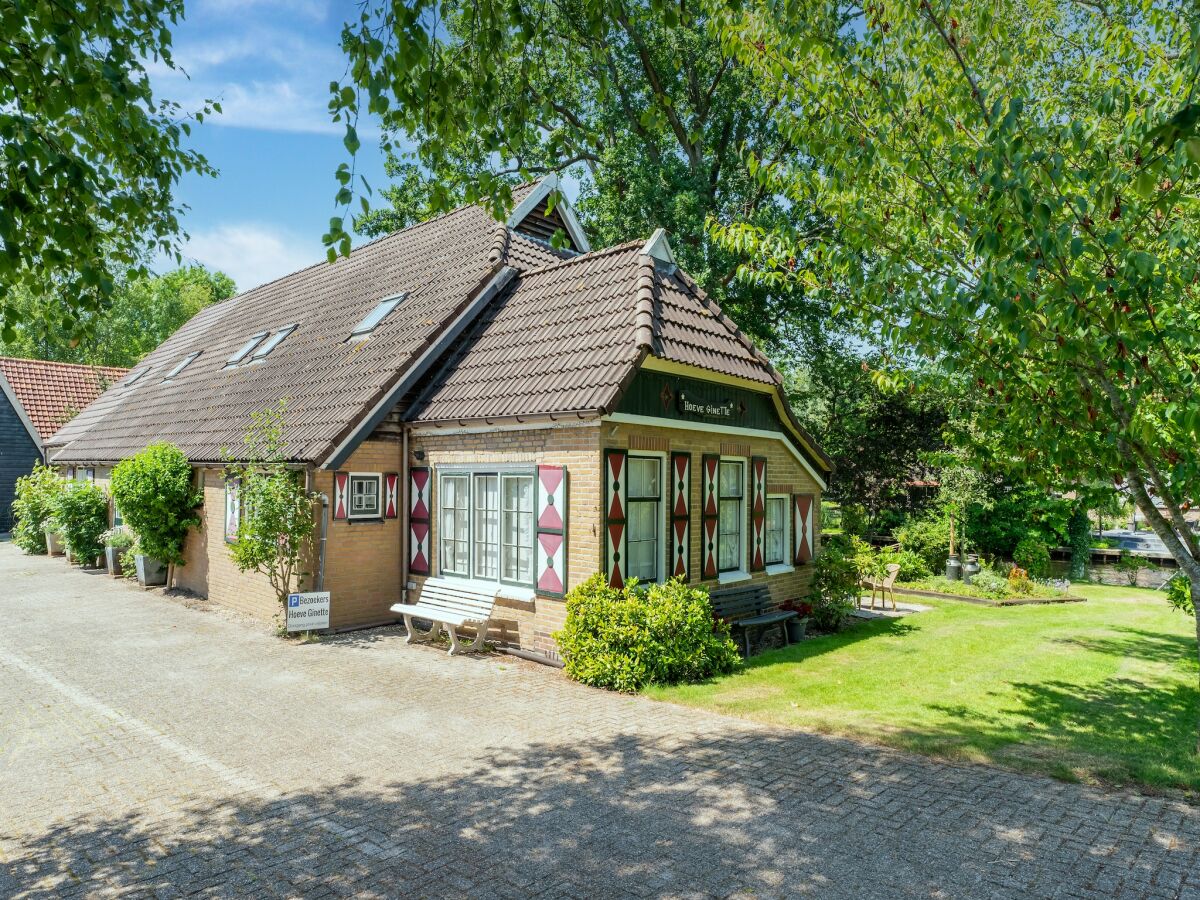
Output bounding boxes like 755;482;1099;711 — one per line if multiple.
709;583;772;621
415;578;497;619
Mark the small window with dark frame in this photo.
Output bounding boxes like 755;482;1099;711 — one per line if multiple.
249;325;297;363
349;293;407;340
349;474;382;519
226;331;269;366
765;496;787;566
163;351;201;381
626;456;661;583
717;460;744;572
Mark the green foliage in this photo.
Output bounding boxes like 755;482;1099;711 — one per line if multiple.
880;548;932;582
1167;574;1195;616
102;528;136;551
10;465;66;554
333;0;825;342
555;575;741;692
809;536;860;631
968;570;1010;597
967;481;1071;559
1067;504;1092;581
0;267;235;367
1113;551;1145;587
223;402;318;612
1013;536;1051;580
53;482;110;563
110;443;201;565
837;502;869;538
0;2;217;341
713;0;1200;640
895;513;952;573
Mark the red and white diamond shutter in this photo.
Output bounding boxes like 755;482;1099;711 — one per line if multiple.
409;467;432;575
750;457;767;571
793;493;815;564
700;454;720;579
603;449;627;589
383;473;399;519
333;472;349;521
670;452;691;580
536;465;568;596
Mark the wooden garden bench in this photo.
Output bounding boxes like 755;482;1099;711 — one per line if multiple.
710;583;797;657
390;578;497;656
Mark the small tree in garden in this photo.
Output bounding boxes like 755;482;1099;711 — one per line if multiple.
223;402;318;626
1067;504;1092;582
53;481;110;563
10;464;65;554
110;443;202;581
933;451;991;559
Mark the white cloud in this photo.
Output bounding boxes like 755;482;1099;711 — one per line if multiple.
181;79;344;135
179;223;322;292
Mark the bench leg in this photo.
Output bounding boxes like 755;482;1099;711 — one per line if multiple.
404;615;439;644
468;620;489;652
445;624;462;656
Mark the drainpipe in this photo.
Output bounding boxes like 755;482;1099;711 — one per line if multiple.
307;467;329;592
400;425;410;603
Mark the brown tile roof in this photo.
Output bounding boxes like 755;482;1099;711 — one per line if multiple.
407;244;781;424
0;357;128;442
48;196;546;465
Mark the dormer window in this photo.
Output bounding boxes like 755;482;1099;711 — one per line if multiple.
349;293;406;340
226;331;269;366
163;351;201;381
249;325;297;363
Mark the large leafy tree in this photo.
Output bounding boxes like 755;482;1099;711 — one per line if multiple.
0;0;216;341
333;0;819;339
0;266;235;367
714;0;1200;737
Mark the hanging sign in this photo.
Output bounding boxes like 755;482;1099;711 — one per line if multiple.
286;591;330;631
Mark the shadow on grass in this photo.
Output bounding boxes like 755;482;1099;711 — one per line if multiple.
741;615;920;672
3;729;1198;899
1053;626;1199;668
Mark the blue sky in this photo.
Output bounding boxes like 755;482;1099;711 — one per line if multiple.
151;0;391;291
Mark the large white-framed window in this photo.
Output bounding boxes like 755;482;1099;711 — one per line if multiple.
439;474;470;576
717;458;746;574
436;468;537;588
765;494;789;569
348;473;382;520
626;454;664;584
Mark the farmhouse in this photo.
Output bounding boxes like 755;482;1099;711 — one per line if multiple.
0;357;127;532
47;179;831;659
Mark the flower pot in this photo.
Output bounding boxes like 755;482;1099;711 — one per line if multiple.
105;547;125;578
785;617;809;643
45;529;64;556
135;554;167;587
945;554;962;581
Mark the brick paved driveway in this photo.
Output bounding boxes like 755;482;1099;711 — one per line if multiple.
1;542;1197;899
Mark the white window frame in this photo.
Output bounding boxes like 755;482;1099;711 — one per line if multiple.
625;451;667;585
163;352;201;381
249;325;297;363
226;331;269;366
764;493;794;575
436;467;537;590
348;472;383;520
349;293;407;340
438;473;471;578
717;456;750;584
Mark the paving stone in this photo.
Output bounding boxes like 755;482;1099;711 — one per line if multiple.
1;542;1198;899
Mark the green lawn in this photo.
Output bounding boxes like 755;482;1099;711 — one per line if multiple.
647;583;1200;794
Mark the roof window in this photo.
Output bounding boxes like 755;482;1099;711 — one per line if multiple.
226;331;269;366
163;352;201;381
124;367;151;386
349;293;406;340
250;325;298;363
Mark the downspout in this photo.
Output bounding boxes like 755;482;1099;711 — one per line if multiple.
400;424;410;604
308;468;329;592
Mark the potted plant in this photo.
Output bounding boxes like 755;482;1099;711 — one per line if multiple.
11;464;66;555
135;553;168;586
781;600;812;642
54;480;110;567
103;528;135;577
44;522;66;557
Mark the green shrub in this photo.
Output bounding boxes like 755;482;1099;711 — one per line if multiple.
894;513;951;572
839;502;869;537
10;464;65;554
968;569;1009;597
110;443;201;565
1166;573;1194;615
880;548;931;581
555;575;740;692
1012;535;1051;578
53;482;110;563
809;536;860;631
1113;550;1144;587
102;528;135;550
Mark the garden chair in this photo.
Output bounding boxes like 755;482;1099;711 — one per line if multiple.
863;563;901;611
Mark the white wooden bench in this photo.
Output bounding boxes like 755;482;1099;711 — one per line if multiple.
390;578;497;655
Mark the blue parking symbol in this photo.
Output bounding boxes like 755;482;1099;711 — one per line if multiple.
288;594;300;608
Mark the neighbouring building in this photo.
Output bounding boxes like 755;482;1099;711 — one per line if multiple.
0;357;128;532
46;178;832;659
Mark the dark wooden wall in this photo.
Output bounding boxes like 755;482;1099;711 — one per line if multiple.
0;390;41;532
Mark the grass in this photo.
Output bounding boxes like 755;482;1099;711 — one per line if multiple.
647;583;1200;795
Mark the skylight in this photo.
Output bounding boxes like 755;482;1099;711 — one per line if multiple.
124;367;151;386
163;352;201;381
250;325;297;363
226;331;269;366
349;293;406;340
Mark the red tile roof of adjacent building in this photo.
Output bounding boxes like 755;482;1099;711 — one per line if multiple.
0;357;129;441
